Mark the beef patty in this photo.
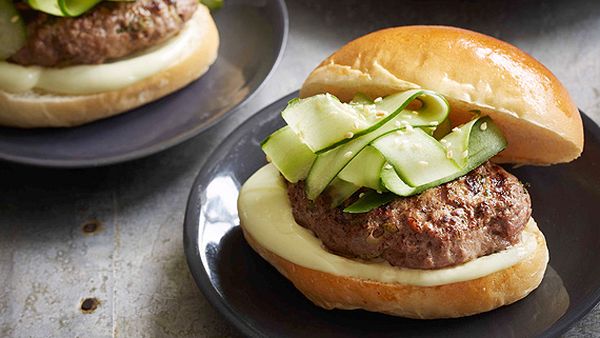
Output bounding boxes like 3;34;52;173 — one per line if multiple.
288;162;531;269
10;0;198;67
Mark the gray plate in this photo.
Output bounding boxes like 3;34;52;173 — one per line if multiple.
185;91;600;337
0;0;288;168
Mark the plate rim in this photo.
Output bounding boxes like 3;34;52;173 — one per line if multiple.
183;92;299;338
0;0;289;168
184;90;600;337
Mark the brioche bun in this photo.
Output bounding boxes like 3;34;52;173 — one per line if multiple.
0;5;218;128
238;164;548;319
239;26;568;319
300;26;583;165
243;219;548;319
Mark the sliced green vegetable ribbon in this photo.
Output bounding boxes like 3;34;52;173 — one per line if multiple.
59;0;103;16
338;145;386;191
261;126;316;183
303;91;449;199
0;0;26;60
282;90;448;154
346;116;507;212
261;90;507;213
26;0;221;17
264;90;449;200
27;0;120;16
372;127;460;187
343;191;396;214
201;0;224;10
27;0;63;16
325;178;360;208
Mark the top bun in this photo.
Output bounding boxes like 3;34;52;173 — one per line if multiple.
300;26;583;165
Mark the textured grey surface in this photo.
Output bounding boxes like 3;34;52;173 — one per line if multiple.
1;0;600;336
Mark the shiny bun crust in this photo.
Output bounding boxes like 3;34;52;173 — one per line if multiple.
0;5;218;128
242;220;549;319
300;26;583;165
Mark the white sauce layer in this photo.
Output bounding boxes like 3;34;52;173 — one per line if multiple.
0;10;200;95
238;164;538;287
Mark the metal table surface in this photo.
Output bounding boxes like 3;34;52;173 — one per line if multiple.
1;0;599;336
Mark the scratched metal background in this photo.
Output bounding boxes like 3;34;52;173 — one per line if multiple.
1;0;600;336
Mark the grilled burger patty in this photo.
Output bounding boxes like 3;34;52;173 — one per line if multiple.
10;0;198;67
288;162;532;270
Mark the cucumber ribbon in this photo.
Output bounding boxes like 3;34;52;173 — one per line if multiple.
27;0;221;17
200;0;223;10
262;90;507;213
282;90;449;154
0;0;26;60
28;0;103;16
28;0;145;17
345;116;506;213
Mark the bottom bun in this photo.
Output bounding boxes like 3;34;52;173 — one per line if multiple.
0;5;218;128
242;220;549;319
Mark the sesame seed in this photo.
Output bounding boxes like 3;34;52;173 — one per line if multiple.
446;150;454;159
384;164;393;170
418;160;429;166
374;97;383;103
429;121;439;126
405;125;414;132
10;15;19;23
359;192;365;198
345;131;354;139
375;111;386;117
411;110;419;115
440;139;448;144
480;122;488;131
463;150;469;158
452;127;460;132
395;130;404;135
395;138;406;148
344;151;353;158
266;155;272;162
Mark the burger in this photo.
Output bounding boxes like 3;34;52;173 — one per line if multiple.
237;26;584;319
0;0;219;128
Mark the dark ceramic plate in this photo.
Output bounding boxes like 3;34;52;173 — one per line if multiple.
0;0;287;167
184;91;600;337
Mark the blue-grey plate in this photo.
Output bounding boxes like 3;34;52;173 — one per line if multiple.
0;0;287;168
184;91;600;337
